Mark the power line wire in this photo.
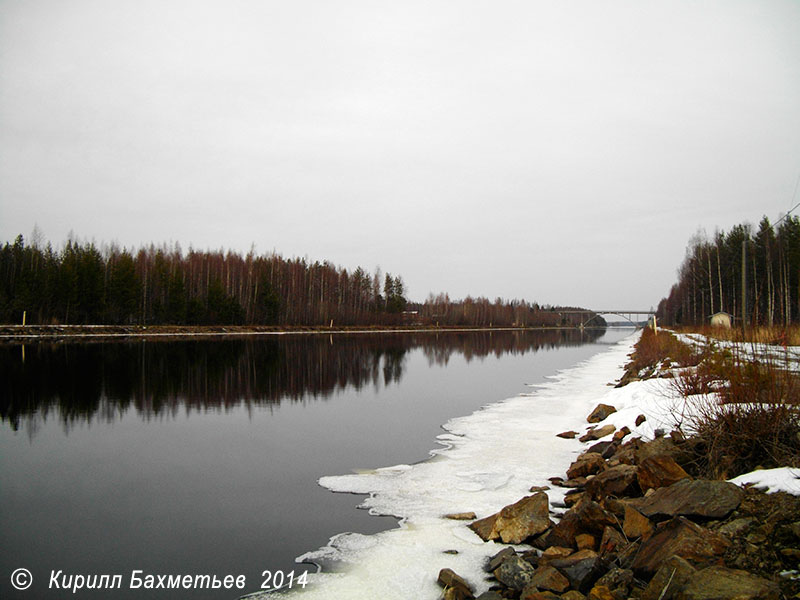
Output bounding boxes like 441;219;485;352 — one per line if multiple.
775;171;800;225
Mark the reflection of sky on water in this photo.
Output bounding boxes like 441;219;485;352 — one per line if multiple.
0;329;630;600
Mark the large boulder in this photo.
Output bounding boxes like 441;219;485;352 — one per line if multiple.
557;554;608;594
567;452;607;479
631;517;729;577
585;464;639;500
675;566;780;600
493;555;536;591
622;504;653;539
494;493;551;543
545;499;617;548
587;403;617;423
528;565;571;593
438;568;475;600
636;455;690;492
469;513;499;541
469;492;551;543
632;479;743;520
634;437;679;462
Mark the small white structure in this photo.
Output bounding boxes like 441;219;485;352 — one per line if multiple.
710;312;732;329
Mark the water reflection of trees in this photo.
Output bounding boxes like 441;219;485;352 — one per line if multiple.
1;329;604;431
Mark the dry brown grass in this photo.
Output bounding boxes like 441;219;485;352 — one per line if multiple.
688;324;800;346
625;327;800;478
666;334;800;478
626;327;703;374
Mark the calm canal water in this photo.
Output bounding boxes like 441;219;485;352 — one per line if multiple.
0;329;630;599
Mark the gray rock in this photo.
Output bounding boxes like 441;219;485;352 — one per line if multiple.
493;555;536;591
633;479;744;520
718;517;755;537
486;546;516;572
559;555;607;594
631;517;729;577
585;464;639;500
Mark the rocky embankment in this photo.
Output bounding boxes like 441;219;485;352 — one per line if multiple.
436;401;800;600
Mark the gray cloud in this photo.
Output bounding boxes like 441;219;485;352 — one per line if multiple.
1;0;798;308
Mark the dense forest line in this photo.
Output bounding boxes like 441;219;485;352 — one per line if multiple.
656;215;800;326
0;234;601;328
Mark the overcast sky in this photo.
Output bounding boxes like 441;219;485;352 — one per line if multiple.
1;0;798;309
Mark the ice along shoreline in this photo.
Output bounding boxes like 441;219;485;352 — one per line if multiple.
247;332;640;599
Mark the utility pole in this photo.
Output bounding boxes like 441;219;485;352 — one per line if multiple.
741;240;747;330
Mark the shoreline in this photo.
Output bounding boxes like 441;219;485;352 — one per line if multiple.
255;332;639;599
267;329;799;599
435;328;800;600
0;323;615;343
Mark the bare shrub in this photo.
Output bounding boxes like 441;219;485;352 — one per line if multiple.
670;340;800;479
680;397;800;479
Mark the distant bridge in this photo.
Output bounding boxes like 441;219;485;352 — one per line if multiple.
556;310;656;329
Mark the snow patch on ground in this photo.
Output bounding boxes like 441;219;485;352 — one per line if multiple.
729;467;800;495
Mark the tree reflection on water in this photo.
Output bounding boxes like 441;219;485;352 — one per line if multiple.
1;329;604;432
